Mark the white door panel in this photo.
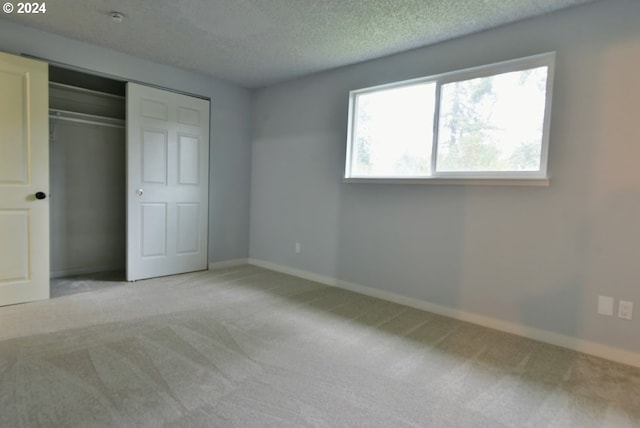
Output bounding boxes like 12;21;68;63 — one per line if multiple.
0;52;49;306
176;203;200;254
127;83;209;281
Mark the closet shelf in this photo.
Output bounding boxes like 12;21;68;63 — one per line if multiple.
49;81;125;100
50;109;125;129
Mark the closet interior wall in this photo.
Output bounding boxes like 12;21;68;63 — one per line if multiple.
49;66;127;278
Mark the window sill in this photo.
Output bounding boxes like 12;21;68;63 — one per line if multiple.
343;177;550;187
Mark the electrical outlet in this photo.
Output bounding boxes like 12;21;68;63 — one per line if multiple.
618;300;633;320
597;296;614;316
295;242;301;254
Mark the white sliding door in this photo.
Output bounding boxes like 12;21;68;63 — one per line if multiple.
0;52;49;306
126;83;210;281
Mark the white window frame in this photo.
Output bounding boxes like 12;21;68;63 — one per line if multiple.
344;52;555;185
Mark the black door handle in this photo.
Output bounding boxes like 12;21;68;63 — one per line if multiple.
35;192;46;200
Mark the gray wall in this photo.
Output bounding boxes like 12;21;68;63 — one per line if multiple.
0;19;252;264
250;0;640;353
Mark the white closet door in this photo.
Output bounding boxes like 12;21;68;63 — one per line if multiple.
0;52;49;306
126;83;209;281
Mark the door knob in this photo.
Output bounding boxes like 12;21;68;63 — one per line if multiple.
35;192;46;200
137;188;144;196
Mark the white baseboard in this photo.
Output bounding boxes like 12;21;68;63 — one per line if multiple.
208;258;249;270
248;258;640;368
249;259;336;285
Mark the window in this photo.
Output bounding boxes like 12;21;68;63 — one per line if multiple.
345;53;555;183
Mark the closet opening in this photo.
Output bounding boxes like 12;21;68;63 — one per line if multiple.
48;65;127;297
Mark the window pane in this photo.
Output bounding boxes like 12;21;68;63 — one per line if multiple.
352;82;435;177
436;66;548;172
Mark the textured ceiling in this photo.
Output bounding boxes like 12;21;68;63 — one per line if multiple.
2;0;597;88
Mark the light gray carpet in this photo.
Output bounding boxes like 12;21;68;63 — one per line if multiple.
1;265;639;427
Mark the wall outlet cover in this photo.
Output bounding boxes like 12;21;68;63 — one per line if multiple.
618;300;633;320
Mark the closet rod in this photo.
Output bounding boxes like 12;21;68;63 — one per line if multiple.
49;109;125;129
